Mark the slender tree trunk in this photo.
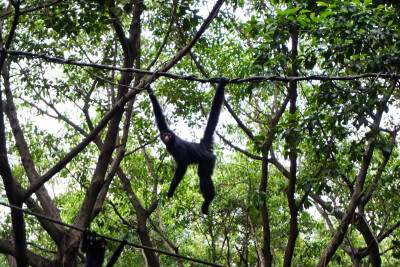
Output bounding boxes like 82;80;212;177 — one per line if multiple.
1;82;28;267
0;3;28;266
259;156;272;266
137;211;160;267
317;88;390;266
283;28;299;267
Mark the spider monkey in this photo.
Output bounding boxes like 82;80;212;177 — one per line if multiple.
81;230;107;267
81;230;127;267
148;78;228;214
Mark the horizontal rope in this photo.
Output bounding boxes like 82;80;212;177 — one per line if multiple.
1;48;399;83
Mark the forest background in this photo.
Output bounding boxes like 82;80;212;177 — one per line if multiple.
0;0;400;266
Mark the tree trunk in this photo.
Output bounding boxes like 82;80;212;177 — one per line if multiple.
137;211;160;267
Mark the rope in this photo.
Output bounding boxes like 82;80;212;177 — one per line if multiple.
1;48;399;83
0;201;223;267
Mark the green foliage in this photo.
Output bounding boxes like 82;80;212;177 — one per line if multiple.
1;0;400;266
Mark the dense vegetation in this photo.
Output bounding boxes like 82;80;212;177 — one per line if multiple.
0;0;400;266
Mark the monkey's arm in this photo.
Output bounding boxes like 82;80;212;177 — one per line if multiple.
105;239;127;267
81;230;91;252
167;163;188;198
149;93;169;132
202;78;228;147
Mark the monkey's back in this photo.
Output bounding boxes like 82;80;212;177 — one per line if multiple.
167;136;214;165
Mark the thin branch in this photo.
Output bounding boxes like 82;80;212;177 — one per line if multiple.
22;86;140;201
0;0;62;20
216;133;262;160
124;135;159;157
146;0;178;70
377;220;400;241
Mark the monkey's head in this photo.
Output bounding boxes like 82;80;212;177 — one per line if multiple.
96;238;107;249
161;132;173;144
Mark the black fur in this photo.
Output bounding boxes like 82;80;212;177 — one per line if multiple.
105;239;127;267
149;78;228;214
81;231;107;267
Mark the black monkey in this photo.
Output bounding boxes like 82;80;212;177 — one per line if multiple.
148;78;228;214
81;230;107;267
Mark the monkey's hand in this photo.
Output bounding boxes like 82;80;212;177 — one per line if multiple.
201;202;209;215
167;190;173;198
219;77;229;85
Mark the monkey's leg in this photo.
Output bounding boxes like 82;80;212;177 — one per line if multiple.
198;158;216;214
167;164;188;198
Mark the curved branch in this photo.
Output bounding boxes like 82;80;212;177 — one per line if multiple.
143;0;226;86
378;220;400;241
147;1;178;70
216;132;262;160
0;0;62;20
22;87;140;201
0;238;53;267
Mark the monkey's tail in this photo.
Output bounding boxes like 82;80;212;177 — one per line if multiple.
202;78;228;150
